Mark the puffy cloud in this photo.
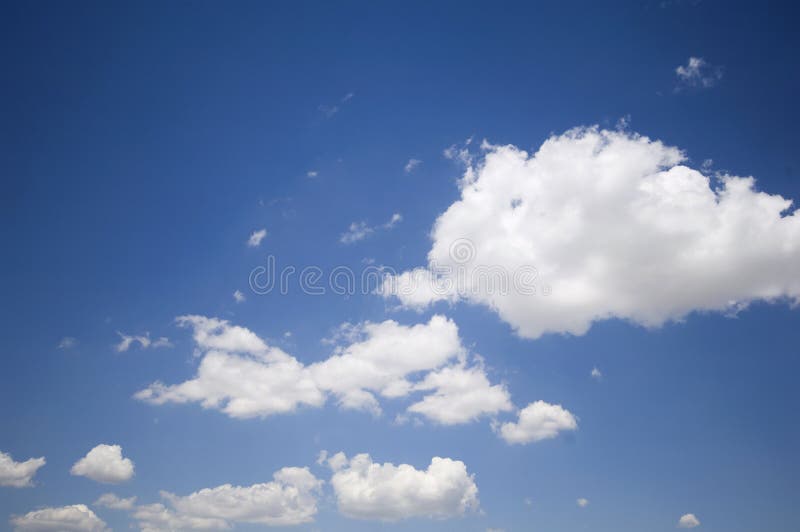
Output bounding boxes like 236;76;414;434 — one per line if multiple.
591;367;602;380
70;444;134;484
137;314;510;426
247;228;268;247
115;332;172;352
678;513;701;528
325;452;479;521
232;289;245;303
0;451;45;488
675;57;722;89
10;505;108;532
94;493;137;510
382;127;800;339
577;498;589;508
497;401;578;444
133;467;321;530
405;363;513;425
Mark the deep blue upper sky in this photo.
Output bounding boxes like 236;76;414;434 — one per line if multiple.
1;1;799;531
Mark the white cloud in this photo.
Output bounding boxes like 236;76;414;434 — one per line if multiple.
381;127;800;339
404;158;422;173
340;213;403;244
678;513;701;528
10;505;108;532
577;498;589;508
0;451;45;488
70;444;134;484
676;57;722;89
232;289;245;303
58;337;77;349
94;493;137;511
132;504;228;532
134;467;322;530
497;401;578;444
136;314;510;427
247;228;268;247
325;452;479;521
306;170;318;178
115;332;172;352
591;367;602;380
406;362;513;425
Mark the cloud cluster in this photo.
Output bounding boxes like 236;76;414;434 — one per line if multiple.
133;467;322;530
382;127;800;338
0;451;46;488
324;452;479;520
136;315;515;427
70;444;134;484
11;505;108;532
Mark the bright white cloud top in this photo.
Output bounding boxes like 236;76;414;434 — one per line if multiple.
678;513;701;528
497;401;578;444
381;127;800;338
70;444;134;484
136;314;515;427
325;452;479;520
10;504;108;532
136;467;322;529
0;451;45;488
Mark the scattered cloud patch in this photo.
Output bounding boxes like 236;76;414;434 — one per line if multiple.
0;451;45;488
94;493;137;511
675;57;722;89
247;228;268;247
10;505;108;532
58;337;77;349
324;452;479;521
678;513;701;528
382;126;800;339
70;444;134;484
340;213;403;244
591;367;603;380
232;290;245;303
115;332;171;352
319;92;354;118
497;401;578;444
577;498;589;508
404;158;422;173
306;170;318;178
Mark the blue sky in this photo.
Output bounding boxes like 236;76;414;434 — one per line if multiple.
2;1;799;531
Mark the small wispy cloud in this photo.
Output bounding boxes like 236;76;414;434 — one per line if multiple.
306;170;318;178
115;332;172;352
577;498;589;508
57;337;77;349
233;290;246;303
319;92;355;118
678;514;701;528
404;158;422;173
340;213;403;244
675;56;723;90
247;228;268;247
591;367;603;380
